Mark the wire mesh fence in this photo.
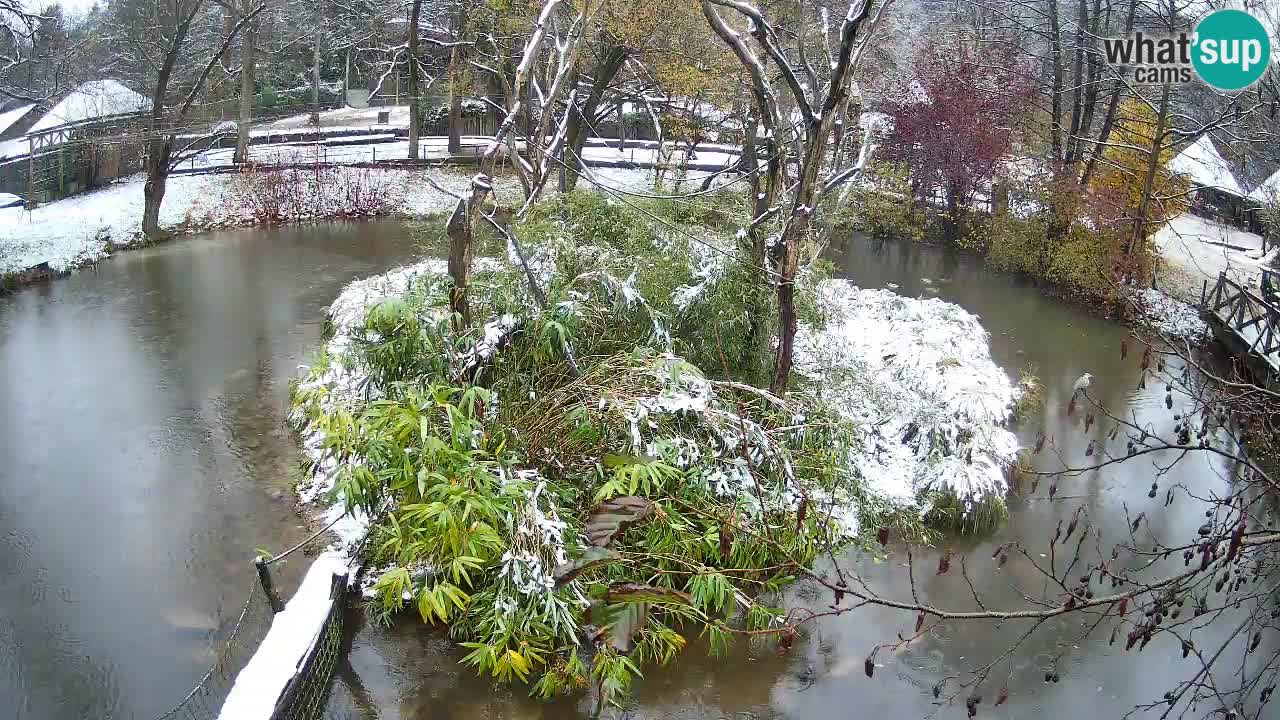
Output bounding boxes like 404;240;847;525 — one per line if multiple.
152;577;277;720
149;563;349;720
270;573;348;720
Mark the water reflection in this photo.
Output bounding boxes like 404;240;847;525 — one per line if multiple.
329;233;1255;719
0;219;420;719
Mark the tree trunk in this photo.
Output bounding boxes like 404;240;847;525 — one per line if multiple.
446;196;475;327
142;137;173;239
1047;0;1064;167
234;15;256;164
771;122;830;396
740;109;770;379
563;45;627;191
1127;83;1172;258
616;102;626;151
407;0;423;160
447;45;463;155
310;22;321;126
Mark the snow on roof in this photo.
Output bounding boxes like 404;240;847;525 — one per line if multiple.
1250;167;1280;204
27;80;149;133
0;103;35;135
1169;135;1244;197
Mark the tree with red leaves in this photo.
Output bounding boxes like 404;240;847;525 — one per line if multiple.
884;40;1033;239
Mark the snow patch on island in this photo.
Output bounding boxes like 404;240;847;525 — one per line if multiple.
796;280;1019;515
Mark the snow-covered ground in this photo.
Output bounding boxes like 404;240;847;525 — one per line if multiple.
262;105;412;131
1153;213;1274;304
0;145;726;276
179;135;738;173
0;168;519;275
0;173;226;273
1132;287;1210;341
797;281;1020;515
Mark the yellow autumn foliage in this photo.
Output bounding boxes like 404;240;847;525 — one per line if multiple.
1090;98;1189;230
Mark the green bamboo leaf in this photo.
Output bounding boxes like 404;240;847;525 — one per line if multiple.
603;601;649;653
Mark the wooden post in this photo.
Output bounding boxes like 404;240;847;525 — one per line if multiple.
26;137;35;208
255;556;285;613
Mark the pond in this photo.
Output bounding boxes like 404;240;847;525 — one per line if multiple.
0;219;423;719
0;223;1251;720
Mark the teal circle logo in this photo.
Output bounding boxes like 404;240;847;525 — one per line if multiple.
1192;9;1272;90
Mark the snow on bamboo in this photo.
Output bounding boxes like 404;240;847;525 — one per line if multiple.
797;280;1020;515
292;260;449;555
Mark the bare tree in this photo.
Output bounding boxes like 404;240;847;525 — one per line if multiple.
702;0;891;394
442;0;601;327
406;0;424;158
0;1;84;102
107;0;264;238
232;0;259;164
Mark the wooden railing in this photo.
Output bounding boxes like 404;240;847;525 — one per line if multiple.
1208;272;1280;357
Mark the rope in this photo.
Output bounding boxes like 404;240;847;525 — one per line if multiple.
262;513;344;566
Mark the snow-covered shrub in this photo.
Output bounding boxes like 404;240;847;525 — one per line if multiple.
290;189;1022;706
796;281;1019;530
291;260;873;705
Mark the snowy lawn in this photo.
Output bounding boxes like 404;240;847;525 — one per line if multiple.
0;173;226;273
0;168;518;275
1153;213;1274;304
182;135;738;173
261;105;412;131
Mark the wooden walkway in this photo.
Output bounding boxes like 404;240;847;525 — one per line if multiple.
1204;271;1280;379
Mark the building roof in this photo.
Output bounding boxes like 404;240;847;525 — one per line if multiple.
0;103;35;136
1169;135;1245;198
26;80;149;134
1250;167;1280;204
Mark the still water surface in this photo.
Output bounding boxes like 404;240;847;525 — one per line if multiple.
0;220;421;719
0;223;1251;719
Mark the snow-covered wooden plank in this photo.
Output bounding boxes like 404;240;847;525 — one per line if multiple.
216;552;348;720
